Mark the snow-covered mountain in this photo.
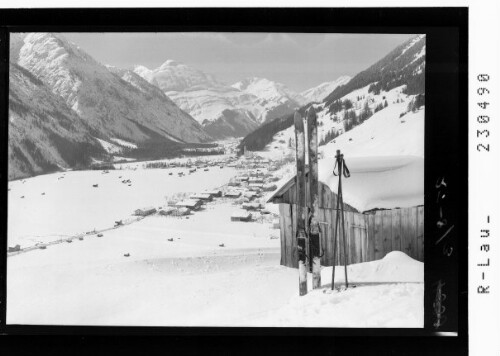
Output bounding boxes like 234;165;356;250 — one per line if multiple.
8;63;106;180
8;33;216;179
13;33;210;145
134;62;307;139
134;60;222;92
300;75;351;103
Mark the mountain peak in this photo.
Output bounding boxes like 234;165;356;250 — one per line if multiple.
159;59;181;69
300;75;352;103
134;59;220;92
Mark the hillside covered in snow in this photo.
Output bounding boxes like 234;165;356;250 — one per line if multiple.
8;63;106;180
239;35;426;157
300;75;351;104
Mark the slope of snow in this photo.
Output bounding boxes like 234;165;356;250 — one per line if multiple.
8;227;422;327
321;102;424;158
259;85;424;212
109;138;138;149
250;251;423;327
96;138;123;154
399;34;426;57
300;75;351;103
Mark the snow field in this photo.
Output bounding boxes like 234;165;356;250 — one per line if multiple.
7;165;237;246
8;216;422;327
250;251;423;327
8;146;424;327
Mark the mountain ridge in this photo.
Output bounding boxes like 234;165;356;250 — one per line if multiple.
8;33;214;179
133;61;308;139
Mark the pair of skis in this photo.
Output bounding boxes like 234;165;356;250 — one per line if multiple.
294;108;321;296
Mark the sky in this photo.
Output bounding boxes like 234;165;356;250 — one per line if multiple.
62;32;415;92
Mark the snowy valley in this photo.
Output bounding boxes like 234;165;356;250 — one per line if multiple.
7;33;426;328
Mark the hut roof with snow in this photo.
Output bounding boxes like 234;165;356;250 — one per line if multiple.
190;193;213;201
230;211;252;221
267;155;423;213
175;199;202;210
134;206;157;216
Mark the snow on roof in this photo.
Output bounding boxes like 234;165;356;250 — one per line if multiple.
319;155;423;212
175;199;201;207
190;193;212;199
231;211;252;219
135;206;156;212
205;190;222;194
269;155;423;212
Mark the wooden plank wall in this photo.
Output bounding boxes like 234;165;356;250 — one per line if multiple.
279;204;424;268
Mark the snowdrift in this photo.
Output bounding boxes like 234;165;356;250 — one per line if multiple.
250;251;424;328
323;251;424;284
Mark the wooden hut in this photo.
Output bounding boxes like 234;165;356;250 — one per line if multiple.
243;191;258;200
175;199;202;211
205;189;222;198
242;202;263;211
231;211;252;222
248;183;263;191
224;191;242;198
8;244;21;252
249;177;264;184
159;207;177;216
134;206;157;216
173;207;191;216
267;156;424;267
190;193;213;202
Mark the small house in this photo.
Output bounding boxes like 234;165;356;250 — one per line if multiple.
205;190;222;198
262;183;278;192
243;191;258;200
242;202;263;211
249;177;264;184
8;244;21;252
134;206;157;216
268;156;424;267
231;211;252;222
173;207;191;216
190;193;213;202
224;191;242;198
175;199;202;211
159;207;177;216
248;183;263;191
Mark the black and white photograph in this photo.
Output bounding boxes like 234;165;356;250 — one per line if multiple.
6;31;427;327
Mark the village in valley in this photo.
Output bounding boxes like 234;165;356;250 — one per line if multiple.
7;32;426;328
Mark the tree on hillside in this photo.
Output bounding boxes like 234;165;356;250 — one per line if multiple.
407;94;425;113
319;129;340;146
359;100;373;123
329;100;343;114
373;102;383;113
343;99;353;110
